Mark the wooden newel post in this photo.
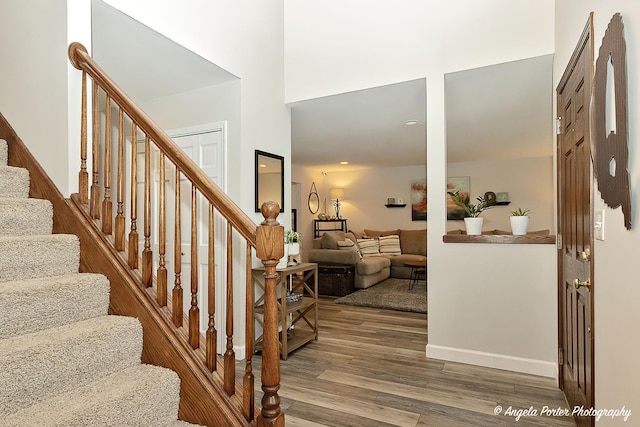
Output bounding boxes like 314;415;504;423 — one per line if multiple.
255;201;285;427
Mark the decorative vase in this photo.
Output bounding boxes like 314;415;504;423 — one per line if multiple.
464;217;484;235
510;216;529;235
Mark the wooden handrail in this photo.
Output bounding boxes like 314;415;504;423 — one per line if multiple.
68;42;257;246
67;41;284;426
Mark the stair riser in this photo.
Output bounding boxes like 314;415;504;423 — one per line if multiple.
4;365;182;427
0;139;7;166
0;234;79;282
0;315;143;416
0;166;29;198
0;198;53;236
0;273;110;339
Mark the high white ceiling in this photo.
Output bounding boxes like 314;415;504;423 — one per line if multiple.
91;0;237;103
290;79;427;172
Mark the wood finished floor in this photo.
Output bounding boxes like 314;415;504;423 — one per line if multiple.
245;296;576;427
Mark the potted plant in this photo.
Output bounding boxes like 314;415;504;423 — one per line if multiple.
510;208;530;235
447;190;490;235
285;230;302;256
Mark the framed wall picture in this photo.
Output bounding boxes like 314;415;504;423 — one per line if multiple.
447;176;470;220
411;179;427;221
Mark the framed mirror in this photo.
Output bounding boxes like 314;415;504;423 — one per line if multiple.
255;150;284;212
308;182;319;214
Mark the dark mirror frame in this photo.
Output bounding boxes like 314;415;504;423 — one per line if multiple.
255;150;284;213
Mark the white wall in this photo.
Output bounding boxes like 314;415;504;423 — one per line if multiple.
137;80;241;157
0;0;71;193
447;156;554;232
555;2;640;422
286;0;558;377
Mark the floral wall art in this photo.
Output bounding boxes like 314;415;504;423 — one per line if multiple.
447;176;470;220
411;179;427;221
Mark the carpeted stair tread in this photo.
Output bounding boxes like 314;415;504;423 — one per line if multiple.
0;165;30;198
0;139;7;165
0;314;143;416
0;234;79;282
3;364;184;427
0;197;53;235
0;273;110;339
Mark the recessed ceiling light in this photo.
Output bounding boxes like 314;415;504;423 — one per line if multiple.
405;120;419;126
259;164;267;168
340;161;349;165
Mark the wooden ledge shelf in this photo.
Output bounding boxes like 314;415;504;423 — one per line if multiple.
442;234;556;244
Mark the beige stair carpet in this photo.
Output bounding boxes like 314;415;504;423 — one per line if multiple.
0;139;198;425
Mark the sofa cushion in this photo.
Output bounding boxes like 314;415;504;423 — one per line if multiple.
356;256;390;276
378;235;401;256
399;229;427;256
364;229;400;238
386;253;426;268
308;248;360;265
357;238;380;257
320;231;347;249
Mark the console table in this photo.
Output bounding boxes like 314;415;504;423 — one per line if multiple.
313;219;348;238
251;262;318;360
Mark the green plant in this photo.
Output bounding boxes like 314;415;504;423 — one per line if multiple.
285;230;302;244
447;190;489;218
511;207;531;216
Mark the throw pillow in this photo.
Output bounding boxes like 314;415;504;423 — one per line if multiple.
320;231;346;249
364;228;400;238
379;234;401;256
357;238;380;257
337;239;362;259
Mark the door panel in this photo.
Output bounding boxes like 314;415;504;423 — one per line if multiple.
557;15;594;427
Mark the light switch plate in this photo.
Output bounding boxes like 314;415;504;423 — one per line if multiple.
595;209;605;241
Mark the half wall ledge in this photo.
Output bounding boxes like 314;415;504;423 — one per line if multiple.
442;234;556;244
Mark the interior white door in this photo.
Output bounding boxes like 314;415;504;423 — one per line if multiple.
135;123;227;354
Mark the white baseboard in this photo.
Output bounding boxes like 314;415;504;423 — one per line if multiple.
426;344;558;380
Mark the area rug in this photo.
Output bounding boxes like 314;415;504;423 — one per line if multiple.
335;277;426;313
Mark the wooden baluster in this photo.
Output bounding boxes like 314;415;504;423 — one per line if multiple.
224;222;235;396
79;71;88;204
102;95;113;235
141;136;152;287
114;108;125;251
128;122;138;269
90;82;100;219
157;152;167;306
256;201;284;427
172;168;183;328
189;184;199;349
206;203;217;371
244;241;255;421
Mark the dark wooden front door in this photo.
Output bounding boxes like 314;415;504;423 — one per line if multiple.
556;14;595;427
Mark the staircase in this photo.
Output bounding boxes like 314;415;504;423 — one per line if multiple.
0;140;196;426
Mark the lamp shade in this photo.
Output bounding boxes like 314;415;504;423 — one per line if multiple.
330;188;345;200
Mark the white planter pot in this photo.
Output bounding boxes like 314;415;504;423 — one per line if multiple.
464;217;484;235
510;216;529;235
287;242;300;256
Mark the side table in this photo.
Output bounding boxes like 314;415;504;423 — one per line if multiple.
252;262;318;360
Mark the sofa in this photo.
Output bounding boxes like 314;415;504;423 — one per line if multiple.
308;228;427;289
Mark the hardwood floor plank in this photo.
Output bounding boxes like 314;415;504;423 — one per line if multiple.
243;298;574;427
318;370;499;415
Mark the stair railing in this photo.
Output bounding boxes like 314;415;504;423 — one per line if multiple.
68;42;284;427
